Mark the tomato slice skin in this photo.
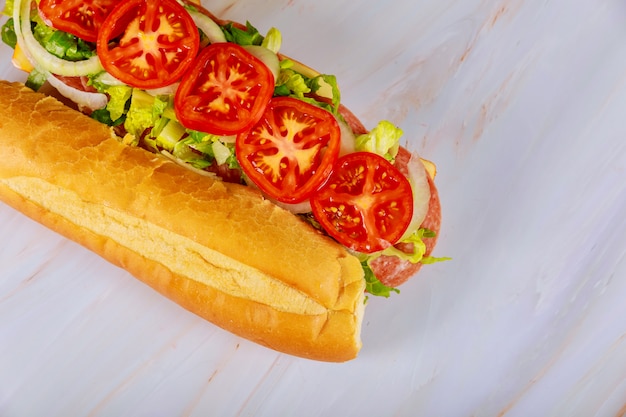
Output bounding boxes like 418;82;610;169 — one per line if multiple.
174;43;275;136
96;0;199;89
236;97;341;204
39;0;123;43
311;152;414;253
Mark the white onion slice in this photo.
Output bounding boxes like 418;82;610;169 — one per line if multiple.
242;45;280;82
12;0;36;71
401;153;432;240
337;116;356;156
146;82;180;96
92;71;178;97
92;72;128;88
188;9;227;44
46;74;108;110
16;0;103;76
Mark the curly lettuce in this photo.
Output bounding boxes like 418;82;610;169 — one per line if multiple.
274;59;341;114
261;27;281;53
362;261;400;298
382;228;450;265
355;120;402;162
1;18;16;48
31;14;95;61
221;21;264;46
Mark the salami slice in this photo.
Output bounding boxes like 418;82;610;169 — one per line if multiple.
337;107;443;288
369;173;441;287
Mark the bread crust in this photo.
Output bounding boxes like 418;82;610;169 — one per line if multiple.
0;80;365;362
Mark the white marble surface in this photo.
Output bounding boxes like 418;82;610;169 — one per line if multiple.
2;0;626;415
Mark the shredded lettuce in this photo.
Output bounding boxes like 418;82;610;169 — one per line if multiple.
25;67;47;91
123;90;168;141
106;85;133;122
87;81;132;126
379;228;451;265
186;129;216;143
358;228;450;298
2;0;14;16
185;130;240;169
275;60;311;97
311;73;341;112
210;140;233;165
274;59;341;114
355;120;402;162
261;27;281;53
221;21;264;46
151;94;170;120
361;261;400;298
165;133;235;171
172;140;213;170
154;119;185;150
32;14;95;61
315;78;339;106
184;135;216;155
1;18;16;48
91;107;124;127
381;228;425;263
421;253;452;265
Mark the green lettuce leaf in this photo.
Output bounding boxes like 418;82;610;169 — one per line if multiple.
261;27;281;53
359;228;449;298
421;254;452;264
32;14;95;61
124;90;167;140
152;94;170;120
276;61;311;98
91;107;125;126
222;21;264;46
362;261;400;298
2;0;14;15
381;228;451;265
173;145;214;170
355;120;402;162
274;60;341;114
184;130;240;169
106;85;133;122
88;84;132;126
25;67;47;91
1;17;16;48
309;73;340;113
149;119;183;151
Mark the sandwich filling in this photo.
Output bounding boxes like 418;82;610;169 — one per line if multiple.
1;0;448;295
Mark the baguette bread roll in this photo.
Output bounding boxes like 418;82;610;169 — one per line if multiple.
0;80;366;362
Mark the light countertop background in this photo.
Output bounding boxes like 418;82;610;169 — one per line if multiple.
2;0;626;416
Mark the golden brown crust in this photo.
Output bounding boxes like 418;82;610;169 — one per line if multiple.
0;80;365;362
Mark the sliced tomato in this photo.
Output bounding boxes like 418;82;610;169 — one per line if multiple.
311;152;414;253
369;173;442;287
174;43;275;136
96;0;199;89
236;97;341;204
39;0;123;43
